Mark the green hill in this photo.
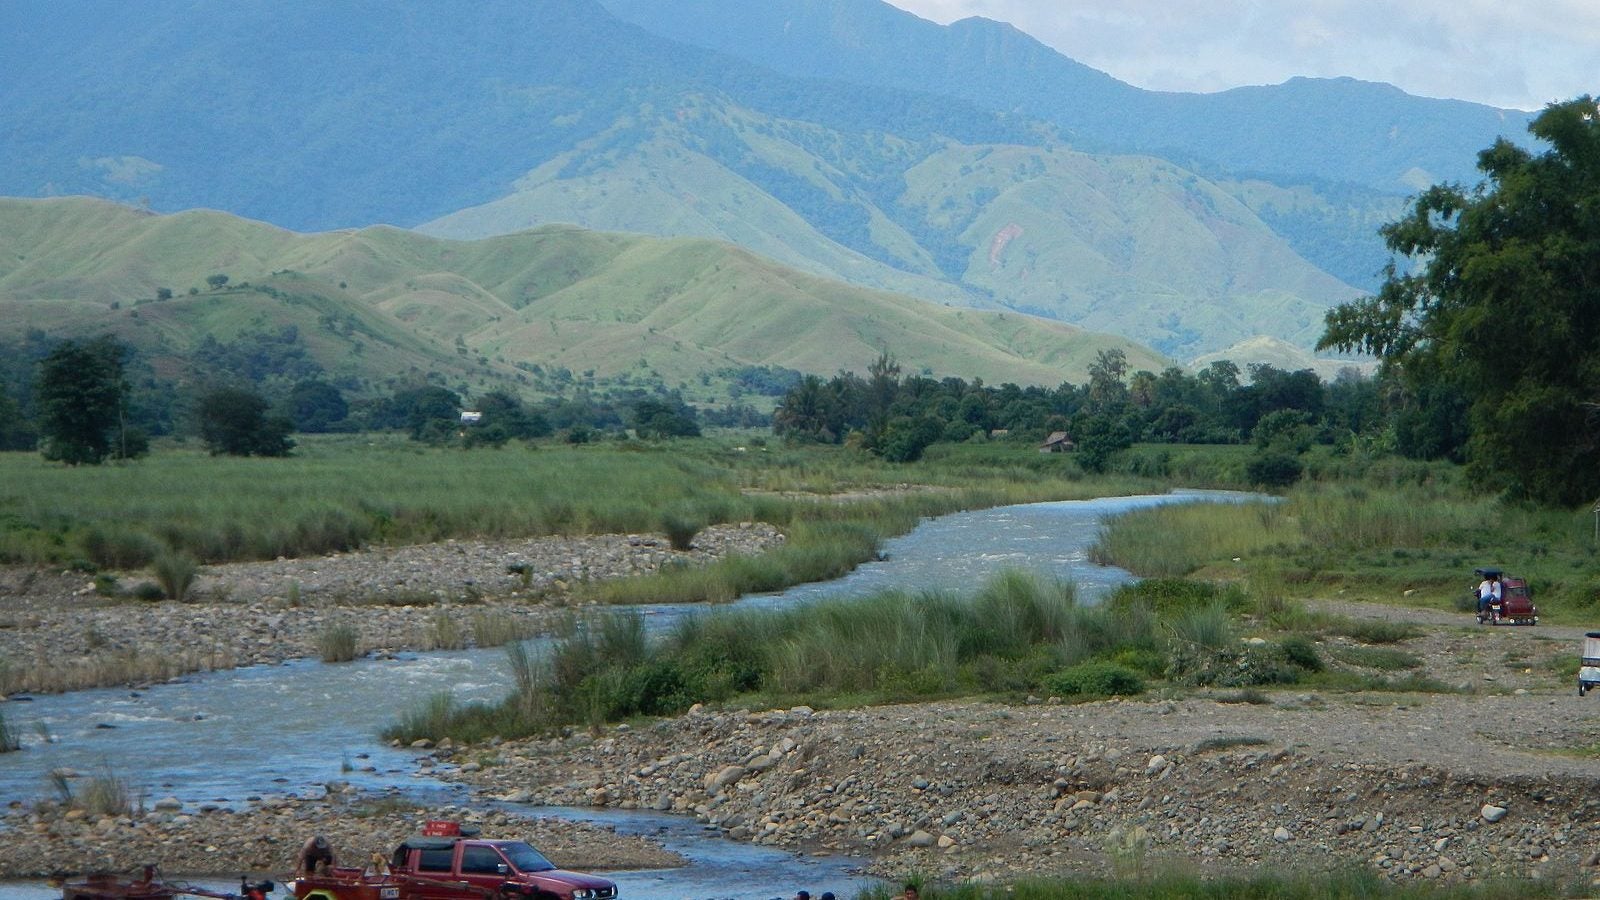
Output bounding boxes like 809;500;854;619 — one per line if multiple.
0;198;1167;400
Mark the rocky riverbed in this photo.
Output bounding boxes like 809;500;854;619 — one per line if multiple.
0;523;782;694
0;792;681;879
441;679;1600;886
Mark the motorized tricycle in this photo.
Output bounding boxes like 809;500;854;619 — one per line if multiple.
1471;567;1538;625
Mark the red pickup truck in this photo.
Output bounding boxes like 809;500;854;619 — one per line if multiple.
293;823;619;900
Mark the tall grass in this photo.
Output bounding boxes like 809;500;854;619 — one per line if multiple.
1091;500;1292;577
387;570;1170;744
318;623;359;663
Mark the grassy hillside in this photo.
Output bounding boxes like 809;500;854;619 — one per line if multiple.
0;198;1166;401
423;96;1359;358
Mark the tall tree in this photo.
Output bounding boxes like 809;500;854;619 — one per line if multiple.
198;387;295;457
36;336;129;465
1319;96;1600;503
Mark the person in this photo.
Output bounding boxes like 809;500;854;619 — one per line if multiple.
1477;573;1501;616
794;892;810;900
903;885;920;900
819;893;835;900
297;834;335;877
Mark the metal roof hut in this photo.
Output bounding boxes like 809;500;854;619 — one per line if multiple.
1040;431;1074;453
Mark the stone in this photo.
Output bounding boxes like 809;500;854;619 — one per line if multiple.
904;830;936;847
1273;826;1293;843
1481;805;1509;823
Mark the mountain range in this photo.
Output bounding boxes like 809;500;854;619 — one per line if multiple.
0;0;1536;379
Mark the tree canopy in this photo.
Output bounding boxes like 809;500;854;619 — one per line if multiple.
36;336;131;465
1319;96;1600;504
198;387;295;457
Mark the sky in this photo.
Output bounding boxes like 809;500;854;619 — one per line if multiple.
884;0;1599;111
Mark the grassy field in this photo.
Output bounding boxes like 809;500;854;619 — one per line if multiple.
1092;478;1600;622
0;431;1156;578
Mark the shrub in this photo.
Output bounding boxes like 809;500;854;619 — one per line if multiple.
131;581;165;602
1278;635;1324;672
1043;661;1146;697
1246;450;1304;487
431;612;466;651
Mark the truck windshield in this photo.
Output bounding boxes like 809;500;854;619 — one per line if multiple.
500;842;556;873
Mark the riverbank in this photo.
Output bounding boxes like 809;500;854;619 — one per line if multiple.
0;523;783;695
0;793;681;879
441;660;1600;886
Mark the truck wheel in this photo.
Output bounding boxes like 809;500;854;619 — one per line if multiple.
1582;684;1589;697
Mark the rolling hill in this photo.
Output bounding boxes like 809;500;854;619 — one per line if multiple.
0;197;1168;400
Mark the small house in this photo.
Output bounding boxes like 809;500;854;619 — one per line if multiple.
459;411;483;425
1040;431;1074;453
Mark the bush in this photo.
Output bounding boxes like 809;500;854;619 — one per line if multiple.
1278;635;1324;672
659;507;702;552
1043;661;1146;697
1246;450;1304;487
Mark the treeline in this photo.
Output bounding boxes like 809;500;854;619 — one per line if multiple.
773;350;1394;483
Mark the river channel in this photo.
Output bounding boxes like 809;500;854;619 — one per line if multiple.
0;490;1253;899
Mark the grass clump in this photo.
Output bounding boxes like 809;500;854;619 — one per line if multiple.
76;767;134;817
318;623;360;663
151;550;199;601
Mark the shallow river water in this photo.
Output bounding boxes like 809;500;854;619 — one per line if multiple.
0;490;1253;899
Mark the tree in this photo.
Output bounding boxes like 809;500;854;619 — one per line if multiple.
393;386;461;441
287;379;349;433
1319;97;1600;504
206;274;230;290
632;398;700;438
198;387;295;456
36;336;129;465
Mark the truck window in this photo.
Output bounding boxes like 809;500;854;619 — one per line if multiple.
418;847;454;872
460;845;504;874
500;842;556;873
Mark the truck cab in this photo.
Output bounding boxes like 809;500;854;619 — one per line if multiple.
390;835;617;900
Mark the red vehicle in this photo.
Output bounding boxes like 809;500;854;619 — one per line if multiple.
293;823;618;900
1472;567;1538;626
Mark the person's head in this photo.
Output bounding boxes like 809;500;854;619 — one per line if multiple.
313;835;329;850
903;885;919;900
820;894;835;900
795;892;810;900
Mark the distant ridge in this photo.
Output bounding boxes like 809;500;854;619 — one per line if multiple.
0;197;1168;397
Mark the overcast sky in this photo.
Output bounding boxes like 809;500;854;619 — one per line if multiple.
884;0;1598;111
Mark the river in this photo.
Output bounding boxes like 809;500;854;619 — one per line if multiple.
0;489;1253;899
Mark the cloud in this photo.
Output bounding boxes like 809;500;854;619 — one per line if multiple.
884;0;1600;110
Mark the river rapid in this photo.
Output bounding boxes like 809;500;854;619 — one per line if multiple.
0;490;1253;899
